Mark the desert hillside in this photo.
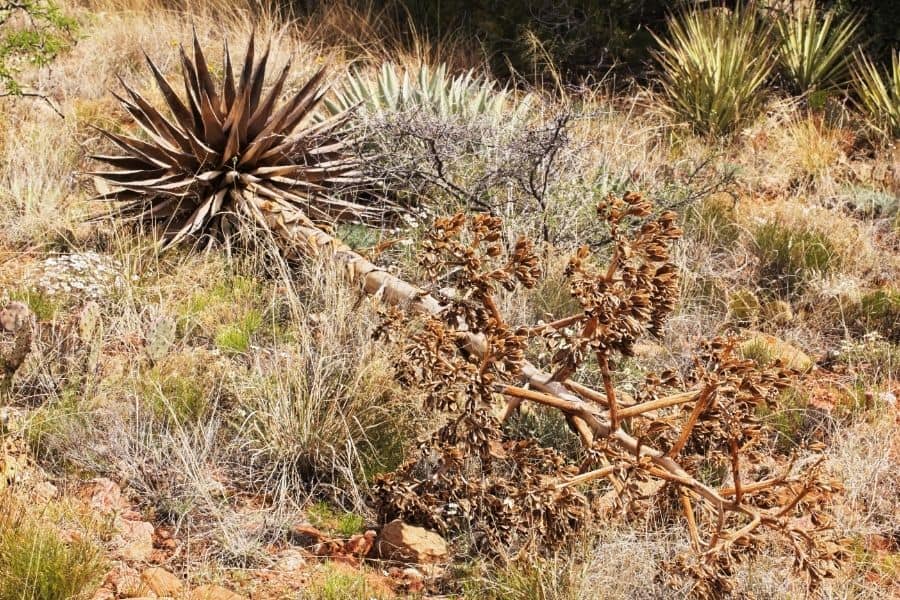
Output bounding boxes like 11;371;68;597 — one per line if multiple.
0;1;898;598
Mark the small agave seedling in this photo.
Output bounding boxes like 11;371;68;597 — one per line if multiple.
90;32;402;251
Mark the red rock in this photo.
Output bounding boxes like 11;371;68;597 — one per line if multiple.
374;520;448;564
114;518;154;562
189;584;247;600
77;478;127;514
140;567;184;596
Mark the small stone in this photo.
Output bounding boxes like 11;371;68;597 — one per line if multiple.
140;567;184;597
115;518;155;562
374;520;448;564
77;478;126;514
272;548;306;572
740;331;813;372
189;584;247;600
31;481;58;502
103;566;142;597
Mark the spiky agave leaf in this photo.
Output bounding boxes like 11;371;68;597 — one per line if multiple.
90;32;398;250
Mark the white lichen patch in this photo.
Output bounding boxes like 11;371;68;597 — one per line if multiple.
28;252;132;303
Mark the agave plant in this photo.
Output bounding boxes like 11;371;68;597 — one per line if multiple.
323;62;526;120
853;50;900;138
652;5;776;136
90;33;399;250
776;1;862;95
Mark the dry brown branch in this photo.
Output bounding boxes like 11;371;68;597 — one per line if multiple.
244;193;843;595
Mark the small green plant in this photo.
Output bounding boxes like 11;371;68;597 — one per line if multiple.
305;564;389;600
214;309;262;354
753;221;839;297
0;497;107;600
9;288;59;321
308;502;365;537
763;388;812;453
0;1;76;97
652;4;776;135
728;288;761;324
776;1;862;94
852;288;900;342
852;49;900;137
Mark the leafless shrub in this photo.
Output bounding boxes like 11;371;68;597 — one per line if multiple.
369;194;849;597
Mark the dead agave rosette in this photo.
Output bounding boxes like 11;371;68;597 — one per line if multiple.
90;31;401;250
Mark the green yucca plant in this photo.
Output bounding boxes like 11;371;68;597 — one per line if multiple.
323;62;526;120
776;1;862;95
90;32;402;251
852;49;900;137
652;4;776;136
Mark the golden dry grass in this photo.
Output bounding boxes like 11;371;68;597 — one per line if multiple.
0;0;898;597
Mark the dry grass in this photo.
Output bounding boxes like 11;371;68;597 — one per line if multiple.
0;0;898;596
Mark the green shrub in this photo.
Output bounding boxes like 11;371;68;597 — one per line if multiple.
0;1;76;96
0;498;106;600
753;222;840;297
652;4;776;136
852;49;900;137
9;287;59;322
308;502;366;537
776;0;862;94
852;288;900;341
840;185;899;220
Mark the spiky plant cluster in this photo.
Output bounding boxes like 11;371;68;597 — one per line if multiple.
324;62;529;121
776;0;862;94
853;49;900;137
652;4;776;135
91;33;399;250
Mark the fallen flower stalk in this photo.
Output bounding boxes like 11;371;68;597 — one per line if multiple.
247;193;845;597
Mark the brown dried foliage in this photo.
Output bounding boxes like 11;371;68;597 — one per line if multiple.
373;194;848;597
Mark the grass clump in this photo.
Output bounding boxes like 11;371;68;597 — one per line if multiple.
304;564;391;600
753;221;840;298
141;348;224;425
0;496;107;600
683;193;742;247
776;0;862;95
653;4;776;136
214;309;263;354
